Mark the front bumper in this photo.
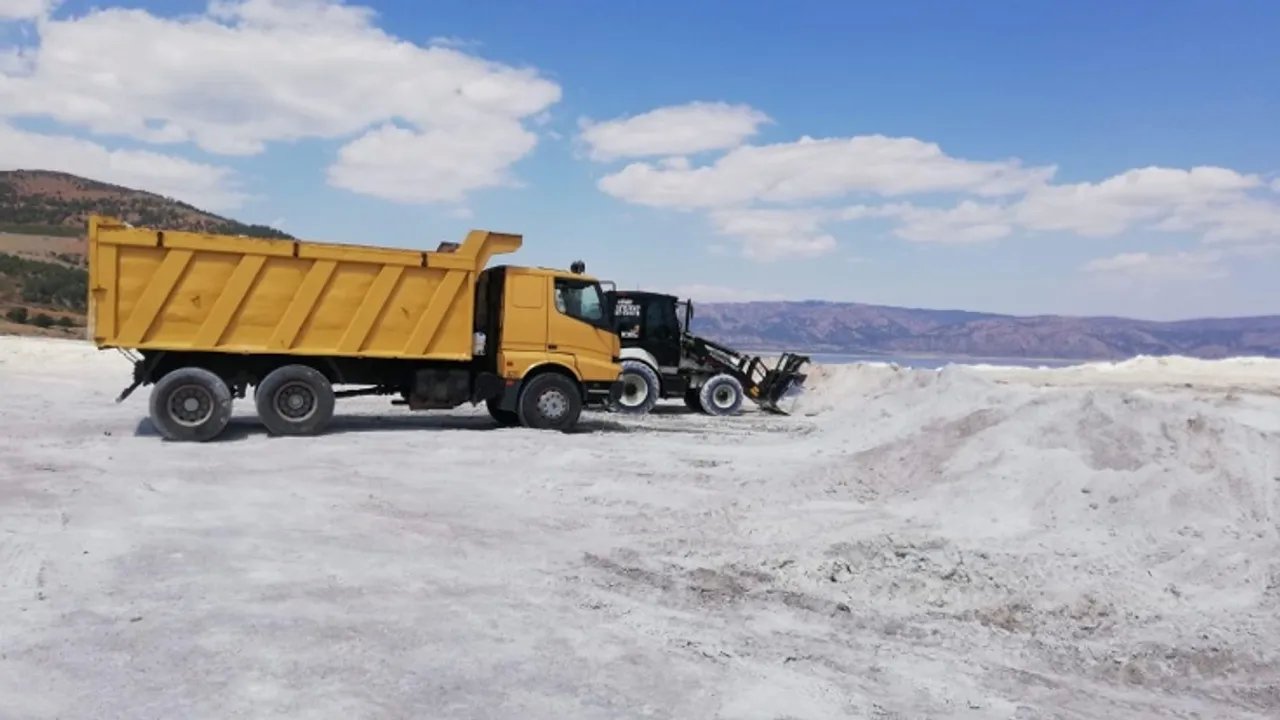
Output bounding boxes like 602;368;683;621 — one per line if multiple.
585;379;624;407
498;377;625;412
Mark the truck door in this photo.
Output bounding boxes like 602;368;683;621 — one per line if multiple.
497;272;550;378
547;277;618;383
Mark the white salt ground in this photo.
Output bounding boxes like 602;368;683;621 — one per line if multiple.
1;336;1278;719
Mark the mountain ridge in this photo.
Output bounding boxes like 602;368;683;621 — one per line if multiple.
0;170;289;337
1;169;1277;359
690;300;1280;360
0;169;291;239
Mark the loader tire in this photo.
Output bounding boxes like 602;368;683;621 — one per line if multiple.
148;366;233;442
255;364;335;437
518;373;582;431
609;360;660;415
699;373;744;416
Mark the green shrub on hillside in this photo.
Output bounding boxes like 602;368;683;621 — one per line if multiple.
0;223;82;237
0;253;88;312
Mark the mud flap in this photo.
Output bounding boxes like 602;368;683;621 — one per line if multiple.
470;371;505;404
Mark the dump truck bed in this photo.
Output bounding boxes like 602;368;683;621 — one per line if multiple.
86;216;521;361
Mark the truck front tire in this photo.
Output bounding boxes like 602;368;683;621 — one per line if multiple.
518;373;583;431
255;364;335;436
148;366;234;442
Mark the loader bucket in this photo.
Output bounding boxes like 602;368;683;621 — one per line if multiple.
765;374;807;415
754;353;810;415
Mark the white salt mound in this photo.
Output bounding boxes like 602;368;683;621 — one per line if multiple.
1;337;1278;718
775;358;1280;711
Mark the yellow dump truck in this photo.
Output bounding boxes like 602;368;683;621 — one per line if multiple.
86;215;623;441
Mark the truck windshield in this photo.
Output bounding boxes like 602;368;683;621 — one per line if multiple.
554;278;610;328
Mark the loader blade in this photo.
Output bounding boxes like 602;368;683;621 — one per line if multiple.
771;377;807;415
754;351;810;415
758;374;807;415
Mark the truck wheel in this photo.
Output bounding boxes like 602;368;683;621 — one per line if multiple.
255;364;335;436
518;373;582;431
699;373;744;416
148;366;233;442
609;360;660;414
486;397;520;427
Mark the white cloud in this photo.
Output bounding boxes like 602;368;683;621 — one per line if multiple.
664;284;786;303
888;201;1014;244
599;134;1053;210
326;119;537;203
0;0;561;203
427;35;481;49
0;122;243;211
578;101;770;161
1083;250;1227;282
592;100;1280;267
708;207;836;261
1013;166;1266;237
0;0;54;21
887;166;1280;245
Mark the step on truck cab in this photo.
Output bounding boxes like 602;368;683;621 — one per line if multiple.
86;215;623;441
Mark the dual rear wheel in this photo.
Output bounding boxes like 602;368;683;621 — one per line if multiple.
149;364;587;441
148;364;335;442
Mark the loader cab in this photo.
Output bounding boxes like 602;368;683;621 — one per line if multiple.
604;290;685;372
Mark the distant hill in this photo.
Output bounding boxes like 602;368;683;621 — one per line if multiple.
691;300;1280;360
0;170;290;338
0;169;291;240
2;170;1277;360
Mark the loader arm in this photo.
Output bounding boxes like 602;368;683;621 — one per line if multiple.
680;330;810;415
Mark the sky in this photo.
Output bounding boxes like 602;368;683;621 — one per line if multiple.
1;0;1278;320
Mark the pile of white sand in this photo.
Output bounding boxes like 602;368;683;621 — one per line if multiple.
2;337;1278;718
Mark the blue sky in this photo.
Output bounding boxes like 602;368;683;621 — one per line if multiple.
2;0;1278;320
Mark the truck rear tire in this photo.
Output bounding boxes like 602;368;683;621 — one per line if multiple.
518;373;582;431
148;366;233;442
699;373;744;416
609;360;660;415
255;364;335;436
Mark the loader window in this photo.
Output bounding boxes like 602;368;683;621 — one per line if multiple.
645;301;679;341
554;279;610;329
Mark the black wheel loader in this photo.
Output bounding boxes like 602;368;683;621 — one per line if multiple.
602;290;809;416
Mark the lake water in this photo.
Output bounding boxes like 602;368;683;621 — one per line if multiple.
798;352;1085;369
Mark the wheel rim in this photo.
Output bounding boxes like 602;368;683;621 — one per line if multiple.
274;381;317;422
712;384;736;408
537;389;569;419
168;384;214;427
619;373;648;407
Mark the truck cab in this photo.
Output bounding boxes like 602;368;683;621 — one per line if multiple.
476;264;622;426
